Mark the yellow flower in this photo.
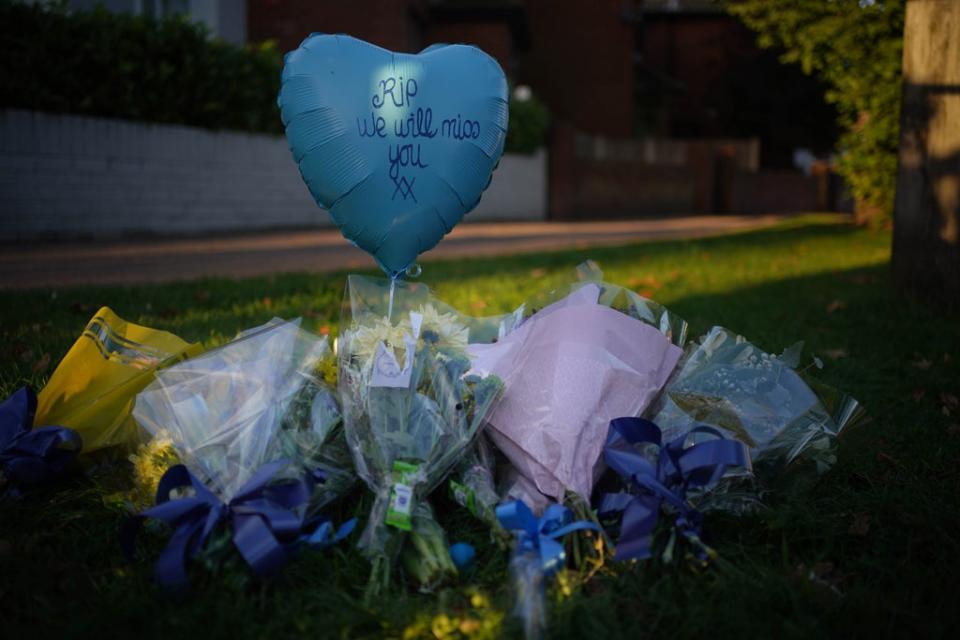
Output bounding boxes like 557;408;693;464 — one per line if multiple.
127;432;180;508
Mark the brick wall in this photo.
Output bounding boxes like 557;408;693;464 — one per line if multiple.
424;21;513;75
521;0;634;137
0;110;545;241
248;0;418;53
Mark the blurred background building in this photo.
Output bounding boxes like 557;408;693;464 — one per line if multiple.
1;0;845;241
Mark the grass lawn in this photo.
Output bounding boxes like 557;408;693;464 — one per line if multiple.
1;214;958;639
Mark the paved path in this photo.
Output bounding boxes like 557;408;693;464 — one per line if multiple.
0;215;789;290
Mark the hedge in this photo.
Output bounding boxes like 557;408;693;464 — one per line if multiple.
1;1;284;135
0;1;550;151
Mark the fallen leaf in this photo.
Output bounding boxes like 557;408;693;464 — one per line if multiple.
826;300;847;314
823;348;848;360
529;268;547;279
261;297;273;309
848;513;870;537
470;299;487;310
18;349;34;363
193;289;211;302
32;352;51;375
319;325;330;336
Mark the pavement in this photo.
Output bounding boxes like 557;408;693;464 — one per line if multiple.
0;214;789;290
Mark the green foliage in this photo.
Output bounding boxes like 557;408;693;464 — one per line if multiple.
506;93;550;154
0;1;542;154
0;0;284;133
725;0;905;224
3;218;960;637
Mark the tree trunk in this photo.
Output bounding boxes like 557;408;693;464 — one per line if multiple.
892;0;960;304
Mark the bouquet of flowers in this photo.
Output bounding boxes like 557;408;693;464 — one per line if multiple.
337;275;506;596
467;264;687;507
133;318;354;511
35;306;201;454
648;326;865;510
448;434;510;544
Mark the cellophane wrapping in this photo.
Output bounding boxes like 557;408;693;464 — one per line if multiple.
133;318;354;510
449;434;509;543
649;325;865;510
467;263;688;506
337;275;508;595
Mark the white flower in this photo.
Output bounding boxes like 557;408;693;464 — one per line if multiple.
348;315;412;364
417;304;469;352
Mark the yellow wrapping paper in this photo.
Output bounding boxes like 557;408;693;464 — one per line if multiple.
35;306;202;454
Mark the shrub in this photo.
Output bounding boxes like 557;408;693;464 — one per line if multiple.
505;90;550;154
0;0;284;134
726;0;905;225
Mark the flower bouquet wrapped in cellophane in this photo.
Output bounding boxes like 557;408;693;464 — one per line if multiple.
133;318;355;513
448;434;512;548
337;275;507;597
647;326;866;512
467;262;687;506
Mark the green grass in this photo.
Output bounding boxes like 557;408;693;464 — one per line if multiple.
2;215;959;639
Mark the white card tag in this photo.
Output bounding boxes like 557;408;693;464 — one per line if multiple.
370;341;412;388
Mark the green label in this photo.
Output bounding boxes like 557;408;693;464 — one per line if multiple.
386;461;420;531
448;479;479;518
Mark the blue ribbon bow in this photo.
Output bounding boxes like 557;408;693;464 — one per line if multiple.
0;386;82;485
599;417;750;562
122;459;328;588
496;500;602;576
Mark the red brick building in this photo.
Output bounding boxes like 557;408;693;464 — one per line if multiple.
249;0;832;159
248;0;638;138
248;0;839;216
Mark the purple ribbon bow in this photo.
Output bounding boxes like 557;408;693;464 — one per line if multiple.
599;417;749;562
1;386;82;485
121;459;316;589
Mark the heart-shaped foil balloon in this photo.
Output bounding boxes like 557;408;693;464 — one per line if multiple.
279;34;509;277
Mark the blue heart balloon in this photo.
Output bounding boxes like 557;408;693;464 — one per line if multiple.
279;34;509;277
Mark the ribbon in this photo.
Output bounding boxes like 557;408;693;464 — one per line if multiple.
0;386;82;485
496;499;602;576
121;459;318;588
599;417;750;562
301;514;357;548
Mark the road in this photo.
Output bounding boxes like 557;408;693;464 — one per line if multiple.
0;214;789;290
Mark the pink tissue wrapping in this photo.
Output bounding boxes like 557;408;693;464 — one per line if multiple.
469;286;682;502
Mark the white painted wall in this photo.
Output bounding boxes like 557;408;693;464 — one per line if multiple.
468;149;547;222
0;110;547;241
